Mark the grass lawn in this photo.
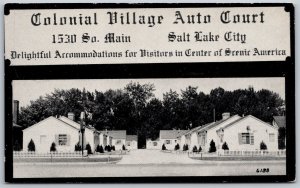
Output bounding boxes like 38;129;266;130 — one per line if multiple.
190;156;286;161
14;156;122;163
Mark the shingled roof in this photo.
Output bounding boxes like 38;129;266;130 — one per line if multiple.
273;116;286;128
160;130;188;139
106;130;127;139
126;135;138;141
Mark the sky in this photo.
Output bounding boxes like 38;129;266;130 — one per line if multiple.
13;77;285;108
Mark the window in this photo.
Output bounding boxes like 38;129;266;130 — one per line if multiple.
58;134;67;146
269;133;275;142
165;140;171;144
241;133;254;145
116;140;122;145
153;142;157;146
126;141;131;146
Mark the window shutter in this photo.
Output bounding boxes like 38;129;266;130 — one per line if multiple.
55;134;59;145
250;133;254;145
238;133;242;145
67;135;70;146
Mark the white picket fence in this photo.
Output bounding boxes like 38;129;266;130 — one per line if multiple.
13;151;84;158
220;150;286;156
188;150;286;157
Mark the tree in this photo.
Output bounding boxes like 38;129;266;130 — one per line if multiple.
222;142;229;150
209;140;216;153
86;143;92;154
260;141;267;150
75;142;81;151
162;144;166;150
28;139;35;152
50;142;56;152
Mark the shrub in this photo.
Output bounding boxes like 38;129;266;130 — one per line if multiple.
192;145;198;152
13;140;21;151
104;145;108;151
198;146;202;152
112;145;116;151
222;142;229;150
209;139;216;153
174;143;180;150
28;139;35;151
75;142;82;151
50;142;56;152
107;145;111;152
86;143;92;154
162;144;166;150
183;144;189;151
99;145;104;153
260;141;267;150
122;144;126;150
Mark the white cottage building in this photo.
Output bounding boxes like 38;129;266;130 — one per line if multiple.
106;130;126;150
126;135;138;150
22;113;100;153
147;130;188;150
180;113;279;152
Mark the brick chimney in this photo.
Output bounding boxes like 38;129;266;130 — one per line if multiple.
67;112;75;121
222;112;230;120
13;100;19;124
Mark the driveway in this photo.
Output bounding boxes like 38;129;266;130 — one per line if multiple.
119;149;201;164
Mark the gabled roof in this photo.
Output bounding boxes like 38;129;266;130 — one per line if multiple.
23;116;79;132
106;130;126;139
59;116;96;132
182;115;240;136
219;115;277;131
273;116;286;128
160;130;188;139
126;135;138;141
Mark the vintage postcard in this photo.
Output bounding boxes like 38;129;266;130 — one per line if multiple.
4;4;295;183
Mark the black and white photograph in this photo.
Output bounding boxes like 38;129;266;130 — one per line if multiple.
3;3;295;183
11;78;287;178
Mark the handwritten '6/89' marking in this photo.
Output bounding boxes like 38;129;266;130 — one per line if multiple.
256;168;270;173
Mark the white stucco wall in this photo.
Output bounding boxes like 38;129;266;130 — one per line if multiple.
161;138;179;150
126;140;138;150
146;139;161;149
23;117;79;153
112;139;126;150
222;116;278;151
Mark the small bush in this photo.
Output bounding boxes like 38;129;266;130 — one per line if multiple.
112;145;116;151
28;139;35;152
174;143;180;150
86;143;92;154
122;144;126;150
96;145;104;153
198;146;202;152
209;139;216;153
260;141;267;150
192;145;198;152
183;144;189;151
162;144;166;150
75;142;82;151
104;145;108;151
107;145;111;152
50;142;56;152
222;142;229;150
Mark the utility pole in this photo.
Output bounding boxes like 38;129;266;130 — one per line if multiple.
80;111;85;157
